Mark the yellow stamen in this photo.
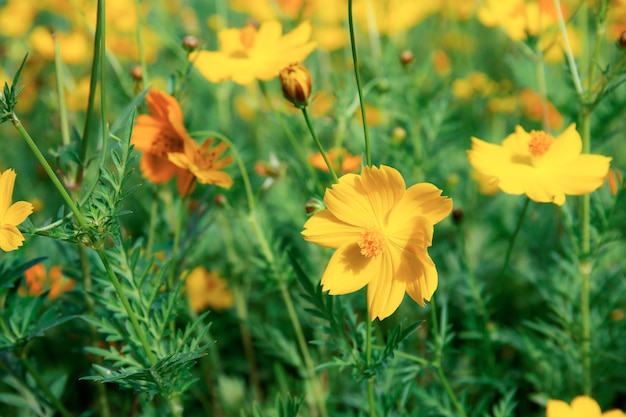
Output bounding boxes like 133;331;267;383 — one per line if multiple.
528;130;554;157
358;227;387;258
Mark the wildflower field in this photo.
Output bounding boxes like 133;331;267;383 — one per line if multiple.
1;0;626;416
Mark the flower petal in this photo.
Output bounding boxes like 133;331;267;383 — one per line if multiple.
570;396;602;417
302;210;361;249
320;243;374;295
404;250;438;305
0;223;26;251
0;169;17;217
367;248;406;320
542;123;582;164
389;183;452;231
140;153;177;183
4;201;33;226
546;400;571;417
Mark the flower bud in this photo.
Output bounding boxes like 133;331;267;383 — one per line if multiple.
620;31;626;49
452;208;464;225
400;50;414;66
214;193;228;207
305;198;324;214
391;126;407;144
182;35;199;52
130;65;143;81
279;63;312;108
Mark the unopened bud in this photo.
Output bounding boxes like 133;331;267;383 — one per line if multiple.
305;198;324;214
620;31;626;49
391;126;407;144
130;65;143;81
214;193;227;207
400;50;414;66
279;63;312;108
182;35;199;52
452;208;463;225
610;309;625;322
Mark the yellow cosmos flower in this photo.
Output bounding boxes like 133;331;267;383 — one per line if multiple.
468;124;611;206
302;165;452;321
184;267;234;313
167;138;234;190
547;395;625;417
0;169;33;252
190;21;317;85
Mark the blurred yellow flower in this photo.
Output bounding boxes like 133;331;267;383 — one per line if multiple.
519;88;563;130
477;0;562;40
547;395;625;417
302;165;452;320
28;28;90;64
0;0;37;37
309;148;362;174
0;169;33;252
353;0;440;35
20;263;76;299
185;267;234;313
167;138;234;190
468;124;611;205
190;21;316;85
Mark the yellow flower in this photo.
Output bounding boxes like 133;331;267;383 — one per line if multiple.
547;395;625;417
302;165;452;320
190;21;316;85
184;267;234;313
279;63;312;108
468;124;611;205
167;138;234;190
0;169;33;252
353;0;441;36
19;263;76;299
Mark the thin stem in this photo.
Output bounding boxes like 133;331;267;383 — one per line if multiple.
20;353;74;417
279;282;328;417
553;0;584;96
430;298;467;417
52;32;71;147
366;314;376;417
233;286;263;402
79;0;104;176
169;196;187;290
348;0;372;166
534;55;550;131
580;110;592;397
135;0;149;87
145;187;159;255
302;107;339;183
498;197;531;278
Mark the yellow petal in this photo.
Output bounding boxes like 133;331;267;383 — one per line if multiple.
0;224;26;251
546;400;572;417
253;21;283;48
302;210;361;249
389;183;452;230
279;21;312;49
367;249;406;320
4;201;33;226
542;123;581;163
320;243;374;295
0;169;17;217
570;396;602;417
404;250;438;304
550;154;612;196
468;137;513;178
602;411;626;417
388;215;432;253
323;173;376;227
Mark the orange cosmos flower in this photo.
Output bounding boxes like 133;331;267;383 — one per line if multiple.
468;124;611;205
302;165;452;320
20;263;76;299
309;148;362;174
184;267;234;312
167;138;233;190
190;21;316;85
547;395;625;417
131;89;195;195
0;169;33;252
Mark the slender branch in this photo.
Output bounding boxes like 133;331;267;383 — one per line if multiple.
499;198;531;278
302;107;339;183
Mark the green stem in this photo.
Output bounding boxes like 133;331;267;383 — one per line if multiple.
79;0;104;177
366;314;376;417
348;0;372;166
302;107;339;183
498;197;531;278
20;353;74;417
169;196;187;290
430;298;467;417
553;0;583;96
580;112;592;396
52;33;71;147
145;187;159;255
135;0;149;87
279;282;328;417
233;286;262;402
534;54;549;131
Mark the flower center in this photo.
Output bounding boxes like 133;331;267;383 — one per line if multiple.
358;227;387;258
239;24;256;49
528;130;554;157
151;131;183;157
